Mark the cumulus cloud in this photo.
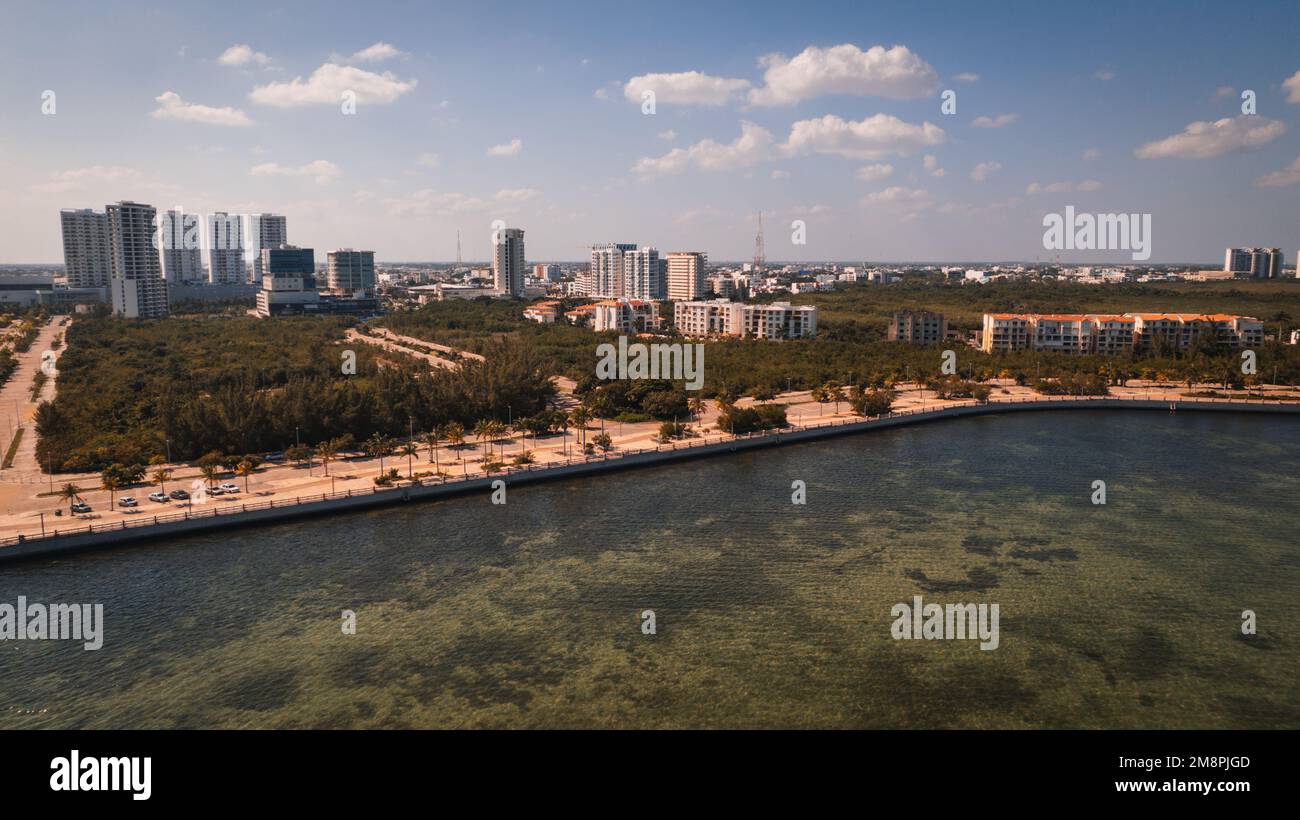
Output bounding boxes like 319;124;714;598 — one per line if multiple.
249;63;416;106
860;187;931;214
1134;115;1285;159
855;163;894;181
151;91;252;127
495;187;541;202
970;161;1002;182
922;154;946;177
218;44;270;67
623;71;751;106
1094;68;1116;81
487;138;522;157
1213;85;1235;101
1284;70;1300;104
1255;156;1300;187
250;160;341;184
349;42;407;63
385;190;489;218
953;72;979;83
971;113;1019;128
749;43;939;105
1082;147;1101;161
632;121;774;176
782;113;944;160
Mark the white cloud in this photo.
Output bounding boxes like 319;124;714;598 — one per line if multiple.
1094;68;1115;81
1082;147;1101;161
487;138;522;157
749;43;939;105
953;72;979;83
782;113;945;160
249;63;416;106
923;154;946;177
632;121;774;176
970;161;1002;182
494;187;541;202
623;71;751;106
384;189;490;217
770;169;790;179
1135;115;1285;159
971;113;1019;129
30;165;141;194
855;163;894;181
1284;70;1300;104
658;129;677;141
1026;179;1101;194
218;44;270;67
151;91;252;127
1213;85;1235;101
250;160;341;184
1255;156;1300;187
349;42;407;63
593;87;610;101
416;153;439;168
860;187;931;212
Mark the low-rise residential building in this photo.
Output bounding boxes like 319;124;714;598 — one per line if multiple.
523;300;561;323
981;312;1263;354
673;299;816;340
888;310;948;345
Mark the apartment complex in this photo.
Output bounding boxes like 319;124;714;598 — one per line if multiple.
493;227;526;297
532;263;561;282
586;243;666;300
208;212;245;284
59;208;112;288
327;249;376;296
673;299;817;340
157;209;204;284
106;201;169;319
888;310;948;345
248;214;288;283
591;298;660;334
1224;247;1283;278
666;252;707;301
982;312;1264;354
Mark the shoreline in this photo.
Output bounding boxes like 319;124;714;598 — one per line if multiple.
3;395;1298;564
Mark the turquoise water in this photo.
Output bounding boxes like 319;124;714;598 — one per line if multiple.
1;410;1296;728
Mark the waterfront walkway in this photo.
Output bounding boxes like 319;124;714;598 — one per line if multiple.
2;391;1297;562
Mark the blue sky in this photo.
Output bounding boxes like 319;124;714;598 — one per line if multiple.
3;0;1299;264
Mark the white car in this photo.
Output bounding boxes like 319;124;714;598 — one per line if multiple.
118;497;138;508
148;492;168;503
219;483;241;494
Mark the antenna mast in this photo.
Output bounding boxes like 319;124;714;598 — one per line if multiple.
753;211;765;271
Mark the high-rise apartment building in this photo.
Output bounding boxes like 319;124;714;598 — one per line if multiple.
106;201;168;319
158;209;204;283
589;243;636;297
208;212;245;284
59;208;112;288
624;247;664;300
492;227;526;297
327;249;376;296
1225;247;1284;278
666;252;707;301
1224;247;1252;275
248;213;287;283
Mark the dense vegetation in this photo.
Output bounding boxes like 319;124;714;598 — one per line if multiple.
35;315;555;472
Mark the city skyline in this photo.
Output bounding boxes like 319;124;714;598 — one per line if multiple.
3;0;1300;265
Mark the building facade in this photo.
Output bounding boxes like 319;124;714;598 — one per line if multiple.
666;252;707;301
59;208;112;289
981;312;1264;354
673;299;816;340
248;213;287;284
888;310;948;345
493;227;526;297
208;212;245;284
158;209;204;284
327;249;376;296
106;201;168;319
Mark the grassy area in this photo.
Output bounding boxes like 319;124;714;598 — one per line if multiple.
3;427;23;469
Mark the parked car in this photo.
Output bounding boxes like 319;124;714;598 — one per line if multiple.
208;486;223;496
219;483;240;494
148;492;168;503
169;489;190;501
70;502;92;514
118;497;138;508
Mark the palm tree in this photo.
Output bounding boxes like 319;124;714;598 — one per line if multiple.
100;472;122;511
568;408;590;448
317;439;337;477
364;433;395;474
58;482;82;514
444;421;465;449
235;459;256;493
199;464;221;494
424;427;440;464
487;420;508;459
472;420;492;454
151;466;172;495
400;441;419;478
688;395;705;421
